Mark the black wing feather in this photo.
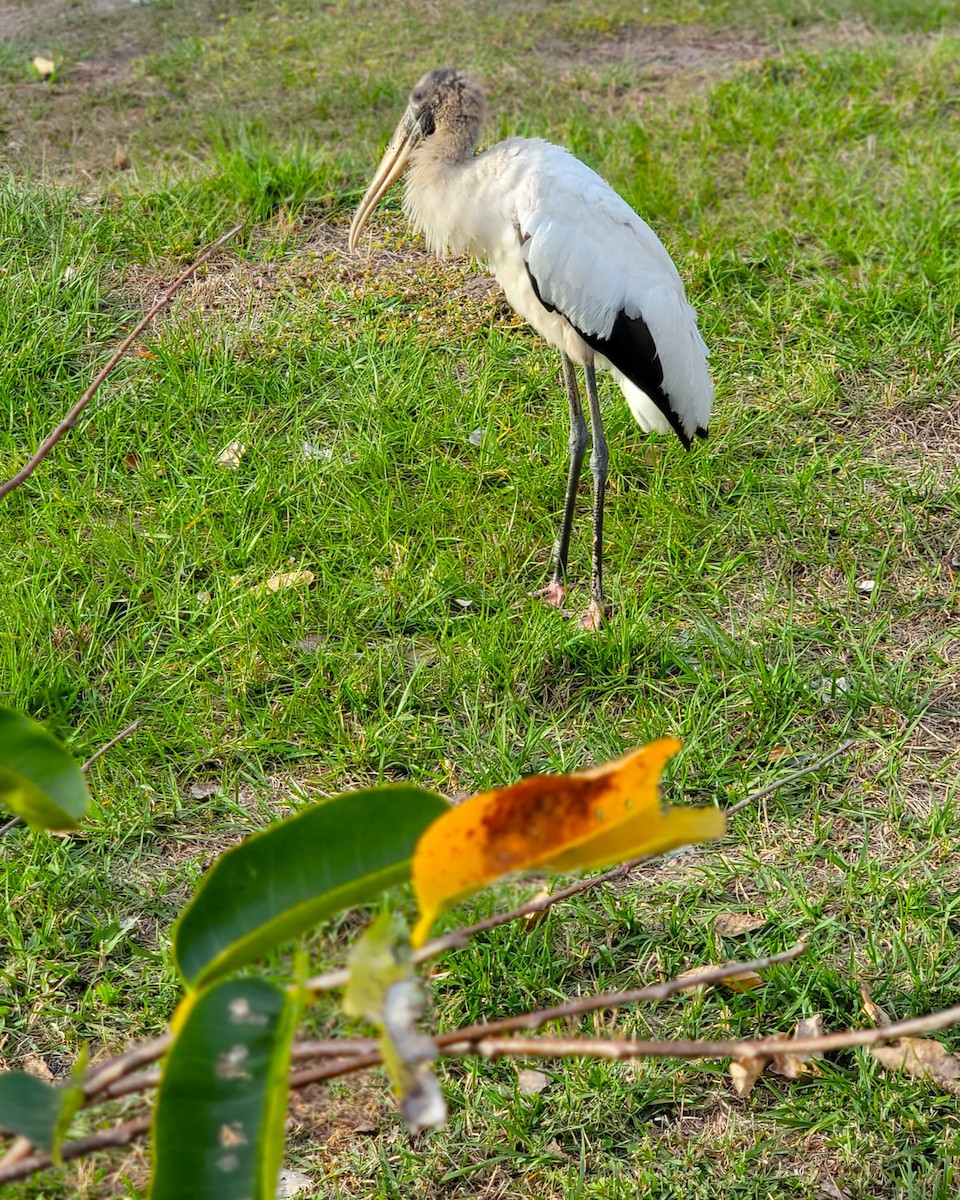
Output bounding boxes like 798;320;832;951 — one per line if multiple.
519;234;695;450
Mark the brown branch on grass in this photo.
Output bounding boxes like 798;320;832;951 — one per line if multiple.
433;944;808;1049
81;718;143;772
0;223;243;503
443;1001;960;1063
7;975;960;1187
303;738;858;994
283;947;808;1090
0;1116;153;1187
91;1037;380;1103
725;739;859;816
84;1033;173;1100
0;740;863;1183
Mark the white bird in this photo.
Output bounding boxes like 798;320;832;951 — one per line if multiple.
348;68;713;629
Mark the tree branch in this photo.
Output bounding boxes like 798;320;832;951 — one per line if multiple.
444;1002;960;1062
0;224;242;503
725;739;859;816
433;944;808;1049
0;1116;153;1187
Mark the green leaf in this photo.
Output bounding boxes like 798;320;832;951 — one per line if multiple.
51;1048;87;1163
0;707;89;830
174;785;450;988
0;1071;66;1149
150;978;298;1200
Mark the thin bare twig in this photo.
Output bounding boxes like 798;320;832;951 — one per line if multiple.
446;1002;960;1063
92;1038;379;1102
303;860;650;993
84;1034;172;1099
1;717;145;838
81;718;143;772
434;945;808;1049
0;224;243;502
725;739;858;816
0;1116;153;1187
287;947;807;1090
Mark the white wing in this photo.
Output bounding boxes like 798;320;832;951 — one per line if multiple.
472;139;713;441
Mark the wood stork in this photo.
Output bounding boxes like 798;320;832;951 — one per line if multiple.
348;68;712;629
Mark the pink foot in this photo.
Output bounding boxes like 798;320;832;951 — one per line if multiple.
531;579;566;610
578;599;608;632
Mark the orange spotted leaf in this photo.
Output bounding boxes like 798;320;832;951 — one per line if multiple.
411;738;724;945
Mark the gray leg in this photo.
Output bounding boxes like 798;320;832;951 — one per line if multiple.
552;354;589;587
583;362;608;625
534;354;588;609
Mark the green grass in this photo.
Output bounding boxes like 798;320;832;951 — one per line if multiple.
2;0;960;1196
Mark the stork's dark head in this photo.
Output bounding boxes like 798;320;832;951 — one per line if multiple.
406;69;485;144
348;68;485;252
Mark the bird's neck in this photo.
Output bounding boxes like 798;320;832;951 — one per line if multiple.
404;144;477;256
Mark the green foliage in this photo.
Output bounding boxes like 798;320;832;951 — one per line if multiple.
1;1;959;1197
0;707;90;830
150;977;298;1200
0;1073;65;1150
173;786;449;987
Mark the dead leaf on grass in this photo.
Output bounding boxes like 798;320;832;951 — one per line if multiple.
770;1014;825;1079
858;979;892;1026
816;1169;851;1199
517;1068;550;1095
714;912;767;937
32;56;56;80
720;969;765;993
260;570;315;593
20;1054;55;1081
870;1038;960;1093
731;1015;826;1095
729;1055;767;1097
674;963;765;995
216;439;245;468
276;1168;313;1198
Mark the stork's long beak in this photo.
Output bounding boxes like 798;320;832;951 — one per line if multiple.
348;108;421;252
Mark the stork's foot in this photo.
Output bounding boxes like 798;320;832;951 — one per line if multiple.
578;598;609;632
531;579;567;610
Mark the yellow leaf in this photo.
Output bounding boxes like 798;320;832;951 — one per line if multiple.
33;56;56;79
673;962;764;995
410;739;724;945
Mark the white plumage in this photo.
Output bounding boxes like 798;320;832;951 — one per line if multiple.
349;69;713;628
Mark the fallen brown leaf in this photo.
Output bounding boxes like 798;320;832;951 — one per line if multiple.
730;1055;768;1097
216;439;245;468
517;1068;550;1095
714;912;768;937
261;570;315;593
858;979;892;1026
770;1014;825;1079
719;966;765;993
870;1038;960;1093
20;1054;55;1081
674;962;764;995
816;1169;851;1199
